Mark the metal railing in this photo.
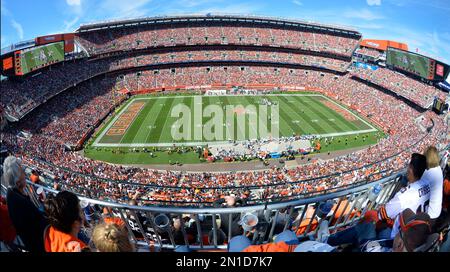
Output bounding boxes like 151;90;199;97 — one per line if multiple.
4;171;402;251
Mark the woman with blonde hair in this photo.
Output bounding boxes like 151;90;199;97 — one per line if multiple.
422;146;443;220
91;223;135;252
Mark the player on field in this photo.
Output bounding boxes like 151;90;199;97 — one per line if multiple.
39;49;47;62
377;153;431;238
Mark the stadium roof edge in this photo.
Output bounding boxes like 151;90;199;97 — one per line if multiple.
75;13;361;36
1;38;35;56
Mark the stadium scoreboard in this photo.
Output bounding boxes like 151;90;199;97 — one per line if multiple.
386;47;450;81
432;97;447;114
1;41;65;76
15;41;65;75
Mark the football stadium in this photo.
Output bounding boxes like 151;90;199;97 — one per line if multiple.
0;8;449;257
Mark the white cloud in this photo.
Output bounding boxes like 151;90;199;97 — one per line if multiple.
1;0;12;17
354;23;383;30
362;27;450;64
367;0;381;6
292;0;303;6
10;19;24;40
66;0;81;6
63;17;80;32
343;8;384;20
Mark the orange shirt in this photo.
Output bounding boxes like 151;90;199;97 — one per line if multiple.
44;226;87;252
243;241;297;252
104;217;125;226
30;174;40;184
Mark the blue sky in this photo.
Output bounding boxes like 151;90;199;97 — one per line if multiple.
1;0;450;66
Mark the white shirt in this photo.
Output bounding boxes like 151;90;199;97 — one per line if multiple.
422;166;444;219
384;178;431;239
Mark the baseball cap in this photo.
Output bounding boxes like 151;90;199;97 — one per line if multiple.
294;241;336;252
228;235;252;252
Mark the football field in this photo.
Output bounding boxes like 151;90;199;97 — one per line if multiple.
92;94;377;148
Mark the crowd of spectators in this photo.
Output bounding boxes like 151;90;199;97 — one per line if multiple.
0;48;350;120
354;47;383;59
351;66;447;108
76;23;360;57
1;66;448;206
2;154;448;252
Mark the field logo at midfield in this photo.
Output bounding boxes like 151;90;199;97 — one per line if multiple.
170;96;279;141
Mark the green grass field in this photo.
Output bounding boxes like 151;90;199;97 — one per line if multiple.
21;42;64;74
84;93;383;165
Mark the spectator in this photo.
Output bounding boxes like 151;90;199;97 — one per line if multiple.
422;146;444;221
377;153;430;239
43;191;88;252
433;169;450;233
2;156;48;252
0;196;17;246
91;223;135;252
229;230;299;252
30;170;41;184
217;195;243;237
327;208;435;252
